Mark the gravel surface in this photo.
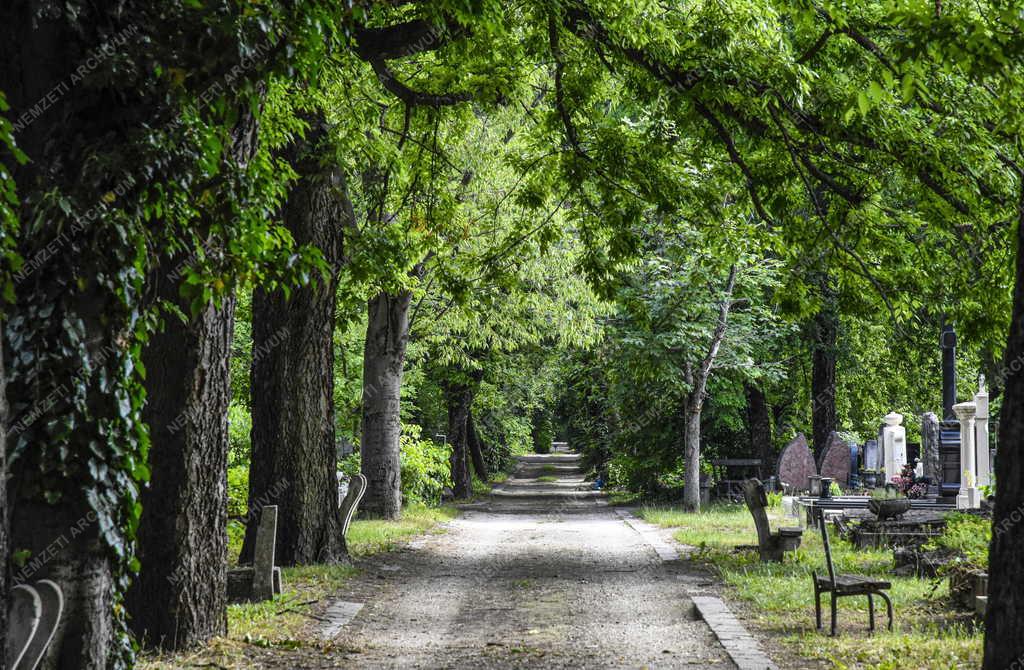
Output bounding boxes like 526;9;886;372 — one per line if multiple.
316;452;736;669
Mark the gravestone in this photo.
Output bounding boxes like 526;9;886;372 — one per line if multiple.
340;473;367;540
19;579;63;670
920;412;940;483
818;431;852;486
227;504;282;603
863;439;880;471
776;433;817;492
252;505;278;601
7;584;41;670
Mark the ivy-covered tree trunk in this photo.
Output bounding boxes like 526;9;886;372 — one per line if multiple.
127;271;234;648
242;139;350;565
444;380;474;499
128;106;259;649
811;283;838;460
744;382;772;478
983;197;1024;669
467;410;489;481
360;291;413;519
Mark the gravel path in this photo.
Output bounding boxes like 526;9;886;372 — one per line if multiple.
321;451;736;669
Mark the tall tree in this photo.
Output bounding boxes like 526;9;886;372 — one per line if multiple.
810;279;838;459
360;289;415;518
242;125;352;565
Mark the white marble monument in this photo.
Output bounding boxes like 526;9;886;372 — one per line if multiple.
974;375;992;488
882;412;907;483
953;401;979;508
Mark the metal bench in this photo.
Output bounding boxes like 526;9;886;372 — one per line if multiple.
741;478;802;562
813;514;893;635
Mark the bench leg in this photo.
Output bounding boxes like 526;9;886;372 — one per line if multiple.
830;593;838;636
867;593;875;632
877;591;894;632
814;584;822;630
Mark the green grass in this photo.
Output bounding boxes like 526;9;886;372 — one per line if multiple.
638;503;982;669
536;475;558;483
539;464;557;475
141;503;457;669
347;502;457;556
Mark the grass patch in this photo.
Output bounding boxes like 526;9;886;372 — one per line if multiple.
536;475;558;483
140;503;457;669
347;502;457;556
639;503;982;669
539;464;557;475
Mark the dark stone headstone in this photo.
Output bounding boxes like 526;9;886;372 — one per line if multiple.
921;412;940;482
864;439;880;471
776;433;817;492
818;431;853;487
252;505;278;602
7;584;41;670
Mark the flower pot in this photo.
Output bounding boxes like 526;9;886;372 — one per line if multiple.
868;497;911;521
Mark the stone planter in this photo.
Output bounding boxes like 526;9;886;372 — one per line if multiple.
860;470;880;488
868;497;911;520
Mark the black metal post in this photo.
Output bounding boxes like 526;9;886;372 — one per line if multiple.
940;323;957;419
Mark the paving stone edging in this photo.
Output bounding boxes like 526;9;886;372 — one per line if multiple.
691;596;778;670
616;507;778;670
614;508;680;561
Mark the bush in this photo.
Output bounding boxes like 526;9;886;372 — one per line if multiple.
227;402;252;468
531;410;553;454
339;424;452;505
227;465;249;518
400;424;452;504
925;513;991;570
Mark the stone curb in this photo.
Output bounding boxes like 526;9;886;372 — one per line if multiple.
615;508;680;561
691;596;777;670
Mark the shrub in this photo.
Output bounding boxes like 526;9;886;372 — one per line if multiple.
227;402;252;468
227;465;249;518
400;424;452;504
531;409;553;454
925;513;991;570
339;424;452;505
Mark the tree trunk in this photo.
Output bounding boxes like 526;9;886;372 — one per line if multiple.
127;276;234;648
682;264;737;512
682;406;702;512
983;193;1024;669
444;381;474;499
745;382;772;478
0;317;7;664
128;103;261;648
467;410;489;481
811;284;838;460
360;291;413;519
241;138;350;566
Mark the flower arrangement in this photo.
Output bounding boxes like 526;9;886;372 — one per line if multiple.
891;462;927;499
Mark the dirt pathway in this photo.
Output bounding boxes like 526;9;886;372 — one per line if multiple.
314;451;736;669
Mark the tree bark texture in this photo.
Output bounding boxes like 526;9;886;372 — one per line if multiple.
682;265;737;512
0;318;7;664
745;382;772;478
983;194;1024;669
682;407;703;512
444;380;474;499
242;141;350;566
811;284;838;460
127;102;261;649
359;291;413;519
127;276;234;648
467;410;489;481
